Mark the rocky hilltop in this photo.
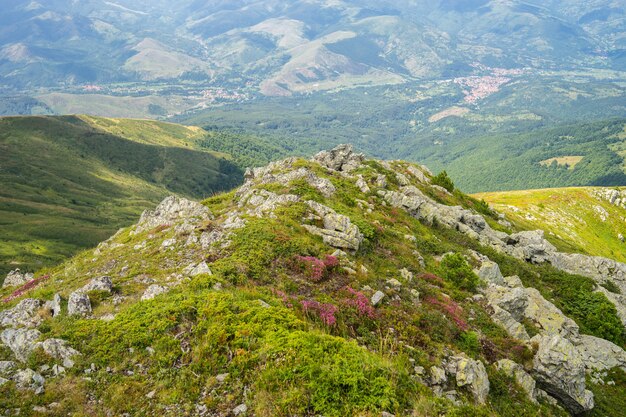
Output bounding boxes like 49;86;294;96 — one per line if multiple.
1;145;626;416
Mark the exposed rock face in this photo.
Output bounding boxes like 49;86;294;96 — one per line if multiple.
406;165;430;183
447;355;490;404
1;328;41;362
141;285;169;301
490;305;530;340
2;269;34;288
577;335;626;372
531;334;594;414
485;286;528;321
355;175;370;193
371;291;385;306
48;294;62;317
67;292;92;316
476;261;505;286
524;288;579;342
0;298;44;328
13;368;45;392
244;167;336;198
134;196;212;234
82;276;113;293
496;359;538;402
303;201;363;250
186;261;212;276
312;144;364;173
238;189;301;218
40;339;81;368
0;360;16;376
550;253;626;294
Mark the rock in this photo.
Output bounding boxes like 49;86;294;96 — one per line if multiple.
82;276;113;293
490;305;530;340
386;278;402;288
381;412;395;417
400;268;413;282
531;334;594;414
504;275;523;288
134;196;212;234
396;172;410;186
485;285;528;321
52;364;65;376
141;285;169;301
146;390;156;399
161;238;177;248
476;261;505;286
375;174;388;188
67;291;92;316
303;201;363;250
371;291;385;306
0;377;8;387
232;403;248;416
406;165;430;183
312;144;364;173
216;373;229;383
576;334;626;372
356;175;371;193
430;366;447;386
2;269;34;288
496;359;538;402
12;368;45;392
49;294;62;317
505;230;557;264
186;261;212;276
40;339;81;368
1;328;41;362
0;361;16;376
449;355;490;404
524;288;579;341
0;298;45;328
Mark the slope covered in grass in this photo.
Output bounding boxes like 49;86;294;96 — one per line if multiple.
0;116;243;276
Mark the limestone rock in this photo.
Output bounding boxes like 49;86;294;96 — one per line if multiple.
496;359;538;402
141;285;169;301
82;276;113;293
239;189;301;218
371;291;385;306
68;292;92;316
448;355;490;404
2;269;34;288
186;261;212;276
429;366;447;386
303;201;363;250
576;334;626;372
12;368;45;392
232;403;248;416
312;144;364;173
524;288;579;341
406;165;430;183
355;175;370;193
531;334;594;414
476;261;505;286
0;298;44;328
40;339;81;368
490;305;530;340
1;328;41;362
505;230;557;264
485;286;528;321
44;294;62;318
134;196;212;234
0;360;16;376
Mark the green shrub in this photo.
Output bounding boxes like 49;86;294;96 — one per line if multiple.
433;171;455;192
440;253;480;292
457;331;480;357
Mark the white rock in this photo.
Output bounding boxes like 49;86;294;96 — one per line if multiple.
371;291;385;306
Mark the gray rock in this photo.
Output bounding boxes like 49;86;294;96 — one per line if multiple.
371;291;385;306
505;230;557;264
1;328;41;362
496;359;538;402
485;285;528;321
82;276;113;293
134;195;212;234
40;339;81;368
0;377;8;387
186;261;213;276
448;355;490;404
430;366;447;386
0;361;16;376
232;404;248;416
303;201;363;250
2;269;34;288
312;144;364;173
141;285;169;301
531;334;594;414
576;334;626;372
524;288;579;342
490;305;530;340
406;165;430;183
355;175;371;193
12;368;44;391
476;261;505;286
0;298;44;328
67;292;92;316
48;294;62;317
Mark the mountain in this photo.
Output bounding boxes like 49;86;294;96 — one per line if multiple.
1;145;626;416
0;115;245;277
475;187;626;263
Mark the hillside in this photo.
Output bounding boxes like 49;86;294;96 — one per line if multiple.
0;115;244;277
475;187;626;263
1;145;626;416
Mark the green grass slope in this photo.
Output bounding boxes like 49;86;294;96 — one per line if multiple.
0;116;244;276
475;187;626;262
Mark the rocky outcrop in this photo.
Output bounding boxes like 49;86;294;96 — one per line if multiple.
577;335;626;373
1;328;41;362
0;298;44;328
82;276;113;293
141;285;169;301
40;339;81;368
134;196;212;234
244;167;336;198
238;189;301;218
550;253;626;294
13;368;45;392
496;359;538;402
312;144;364;173
185;261;212;277
476;261;506;286
2;269;34;288
303;201;363;251
68;292;92;316
524;288;580;342
531;334;594;415
448;355;490;404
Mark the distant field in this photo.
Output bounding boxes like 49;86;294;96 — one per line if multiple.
0;115;243;277
539;156;584;169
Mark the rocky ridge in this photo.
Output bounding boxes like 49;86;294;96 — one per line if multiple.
1;145;625;416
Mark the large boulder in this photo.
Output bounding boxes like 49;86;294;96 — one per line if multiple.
1;328;41;362
303;201;363;251
523;288;579;342
531;334;594;414
485;285;528;321
82;276;113;293
312;144;364;173
12;368;45;392
134;196;212;234
447;355;490;404
2;269;34;288
496;359;538;402
576;334;626;372
67;291;92;316
490;305;530;340
505;230;557;264
141;285;169;301
476;261;505;286
0;298;44;328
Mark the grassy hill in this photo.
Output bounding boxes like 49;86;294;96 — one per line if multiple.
475;187;626;262
0;115;244;276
